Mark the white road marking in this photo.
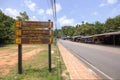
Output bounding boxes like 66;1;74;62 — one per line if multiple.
78;56;113;80
88;68;93;73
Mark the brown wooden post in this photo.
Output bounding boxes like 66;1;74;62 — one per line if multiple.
18;44;22;74
48;20;52;72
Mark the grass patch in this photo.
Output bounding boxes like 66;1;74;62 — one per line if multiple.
0;44;17;49
0;44;68;80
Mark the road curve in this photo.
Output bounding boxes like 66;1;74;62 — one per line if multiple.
59;39;120;79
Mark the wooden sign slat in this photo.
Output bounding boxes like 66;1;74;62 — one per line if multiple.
15;38;53;44
15;21;53;28
15;30;53;36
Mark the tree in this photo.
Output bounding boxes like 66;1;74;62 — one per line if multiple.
54;29;62;38
0;10;15;44
104;15;120;32
74;22;95;36
104;18;115;32
74;24;81;35
53;15;120;37
16;11;29;21
94;21;104;34
62;26;75;37
113;15;120;31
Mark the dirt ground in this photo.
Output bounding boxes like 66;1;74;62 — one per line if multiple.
0;44;44;75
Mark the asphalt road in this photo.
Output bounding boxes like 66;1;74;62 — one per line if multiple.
59;40;120;79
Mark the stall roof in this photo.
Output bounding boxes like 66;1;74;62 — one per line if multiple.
94;31;120;37
80;31;120;38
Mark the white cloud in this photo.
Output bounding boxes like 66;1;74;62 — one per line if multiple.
46;8;52;15
46;3;62;15
99;3;106;7
4;8;19;18
58;16;75;26
107;0;118;4
92;12;98;16
30;16;38;21
38;9;44;15
56;3;62;12
99;0;118;7
24;0;36;11
0;8;3;11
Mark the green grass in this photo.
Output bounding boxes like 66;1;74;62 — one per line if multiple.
0;44;16;49
0;44;69;80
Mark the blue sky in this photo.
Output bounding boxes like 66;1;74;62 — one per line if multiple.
0;0;120;29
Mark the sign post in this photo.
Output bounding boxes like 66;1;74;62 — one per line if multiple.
15;20;53;74
18;44;22;74
15;21;23;74
48;20;52;72
48;43;51;72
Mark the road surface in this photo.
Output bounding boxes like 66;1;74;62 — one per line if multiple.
59;40;120;79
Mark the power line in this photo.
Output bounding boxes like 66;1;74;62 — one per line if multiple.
53;0;57;30
53;0;57;21
47;0;53;20
49;0;57;29
50;0;55;19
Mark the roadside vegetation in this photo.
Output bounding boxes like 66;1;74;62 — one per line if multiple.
0;44;69;80
0;10;29;45
54;15;120;37
0;10;15;45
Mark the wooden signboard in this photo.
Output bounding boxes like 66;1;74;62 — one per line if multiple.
15;21;53;44
15;30;53;36
15;20;53;74
15;38;53;44
15;21;53;28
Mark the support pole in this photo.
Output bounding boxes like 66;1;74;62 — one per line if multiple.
113;35;115;47
18;44;22;74
48;44;52;72
48;20;52;72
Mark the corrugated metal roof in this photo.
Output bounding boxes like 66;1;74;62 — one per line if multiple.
77;31;120;38
93;31;120;37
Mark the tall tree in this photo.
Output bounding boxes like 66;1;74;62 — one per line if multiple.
62;26;75;37
0;10;15;44
113;15;120;31
104;15;120;32
74;24;81;36
54;29;62;38
94;21;104;34
16;11;29;21
104;18;115;32
75;22;95;36
54;15;120;37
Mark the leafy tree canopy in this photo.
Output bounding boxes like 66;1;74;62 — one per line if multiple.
0;10;15;44
54;15;120;37
16;11;29;21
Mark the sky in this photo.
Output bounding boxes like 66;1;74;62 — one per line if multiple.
0;0;120;29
